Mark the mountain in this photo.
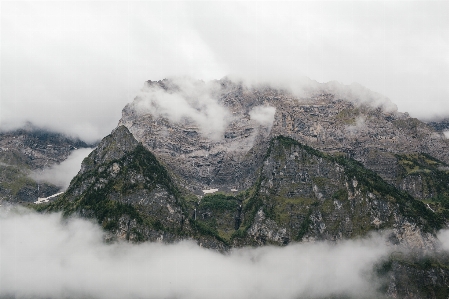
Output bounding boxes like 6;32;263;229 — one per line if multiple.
43;124;449;298
119;79;449;200
22;78;449;298
47;125;441;248
40;78;449;246
0;125;92;203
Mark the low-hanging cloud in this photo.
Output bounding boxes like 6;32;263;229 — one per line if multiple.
1;2;448;143
437;230;449;251
29;148;93;190
346;116;367;135
0;207;393;299
133;78;232;141
249;106;276;129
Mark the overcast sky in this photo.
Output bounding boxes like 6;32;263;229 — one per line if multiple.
1;1;448;143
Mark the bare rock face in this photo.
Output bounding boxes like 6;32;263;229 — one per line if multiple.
118;78;449;200
78;125;140;175
229;136;441;250
118;79;272;193
427;118;449;133
0;124;91;170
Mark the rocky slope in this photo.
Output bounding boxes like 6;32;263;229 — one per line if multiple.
47;126;442;250
118;78;449;202
44;124;449;298
37;78;449;298
0;124;92;202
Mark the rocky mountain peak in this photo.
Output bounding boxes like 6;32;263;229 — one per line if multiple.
117;78;449;196
79;125;139;175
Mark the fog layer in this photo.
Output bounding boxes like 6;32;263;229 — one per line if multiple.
0;207;392;299
30;148;93;190
134;78;231;141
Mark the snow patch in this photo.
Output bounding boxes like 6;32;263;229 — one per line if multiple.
34;192;64;204
202;189;219;194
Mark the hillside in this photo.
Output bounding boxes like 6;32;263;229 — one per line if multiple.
0;125;92;203
46;126;442;250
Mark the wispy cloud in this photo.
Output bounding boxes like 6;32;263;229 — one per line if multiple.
133;78;231;141
249;106;276;129
29;148;93;190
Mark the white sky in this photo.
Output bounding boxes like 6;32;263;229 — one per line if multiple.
1;1;448;142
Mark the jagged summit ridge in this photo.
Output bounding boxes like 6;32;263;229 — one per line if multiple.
118;78;449;195
78;125;139;175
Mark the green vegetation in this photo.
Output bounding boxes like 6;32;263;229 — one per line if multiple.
192;193;242;243
275;135;327;159
46;143;180;236
394;153;449;224
334;154;442;231
199;194;239;211
271;136;444;231
0;165;36;196
335;108;359;124
240;178;264;229
374;252;449;298
0;150;30;169
189;218;229;245
41;132;448;246
296;209;312;241
332;189;348;201
393;118;423;131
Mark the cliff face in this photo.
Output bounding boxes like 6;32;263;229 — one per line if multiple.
48;126;190;245
49;127;441;253
118;79;449;201
42;79;449;298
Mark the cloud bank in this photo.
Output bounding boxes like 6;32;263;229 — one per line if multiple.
30;148;93;190
1;2;448;142
0;207;392;299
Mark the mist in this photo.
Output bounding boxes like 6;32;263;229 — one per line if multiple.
249;106;276;129
29;148;93;190
346;116;367;135
0;206;395;299
134;78;231;141
1;2;448;142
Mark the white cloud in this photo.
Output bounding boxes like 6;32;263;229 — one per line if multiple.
1;1;448;142
0;207;391;299
133;78;232;141
436;230;449;252
249;106;276;129
346;116;367;135
30;148;93;190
